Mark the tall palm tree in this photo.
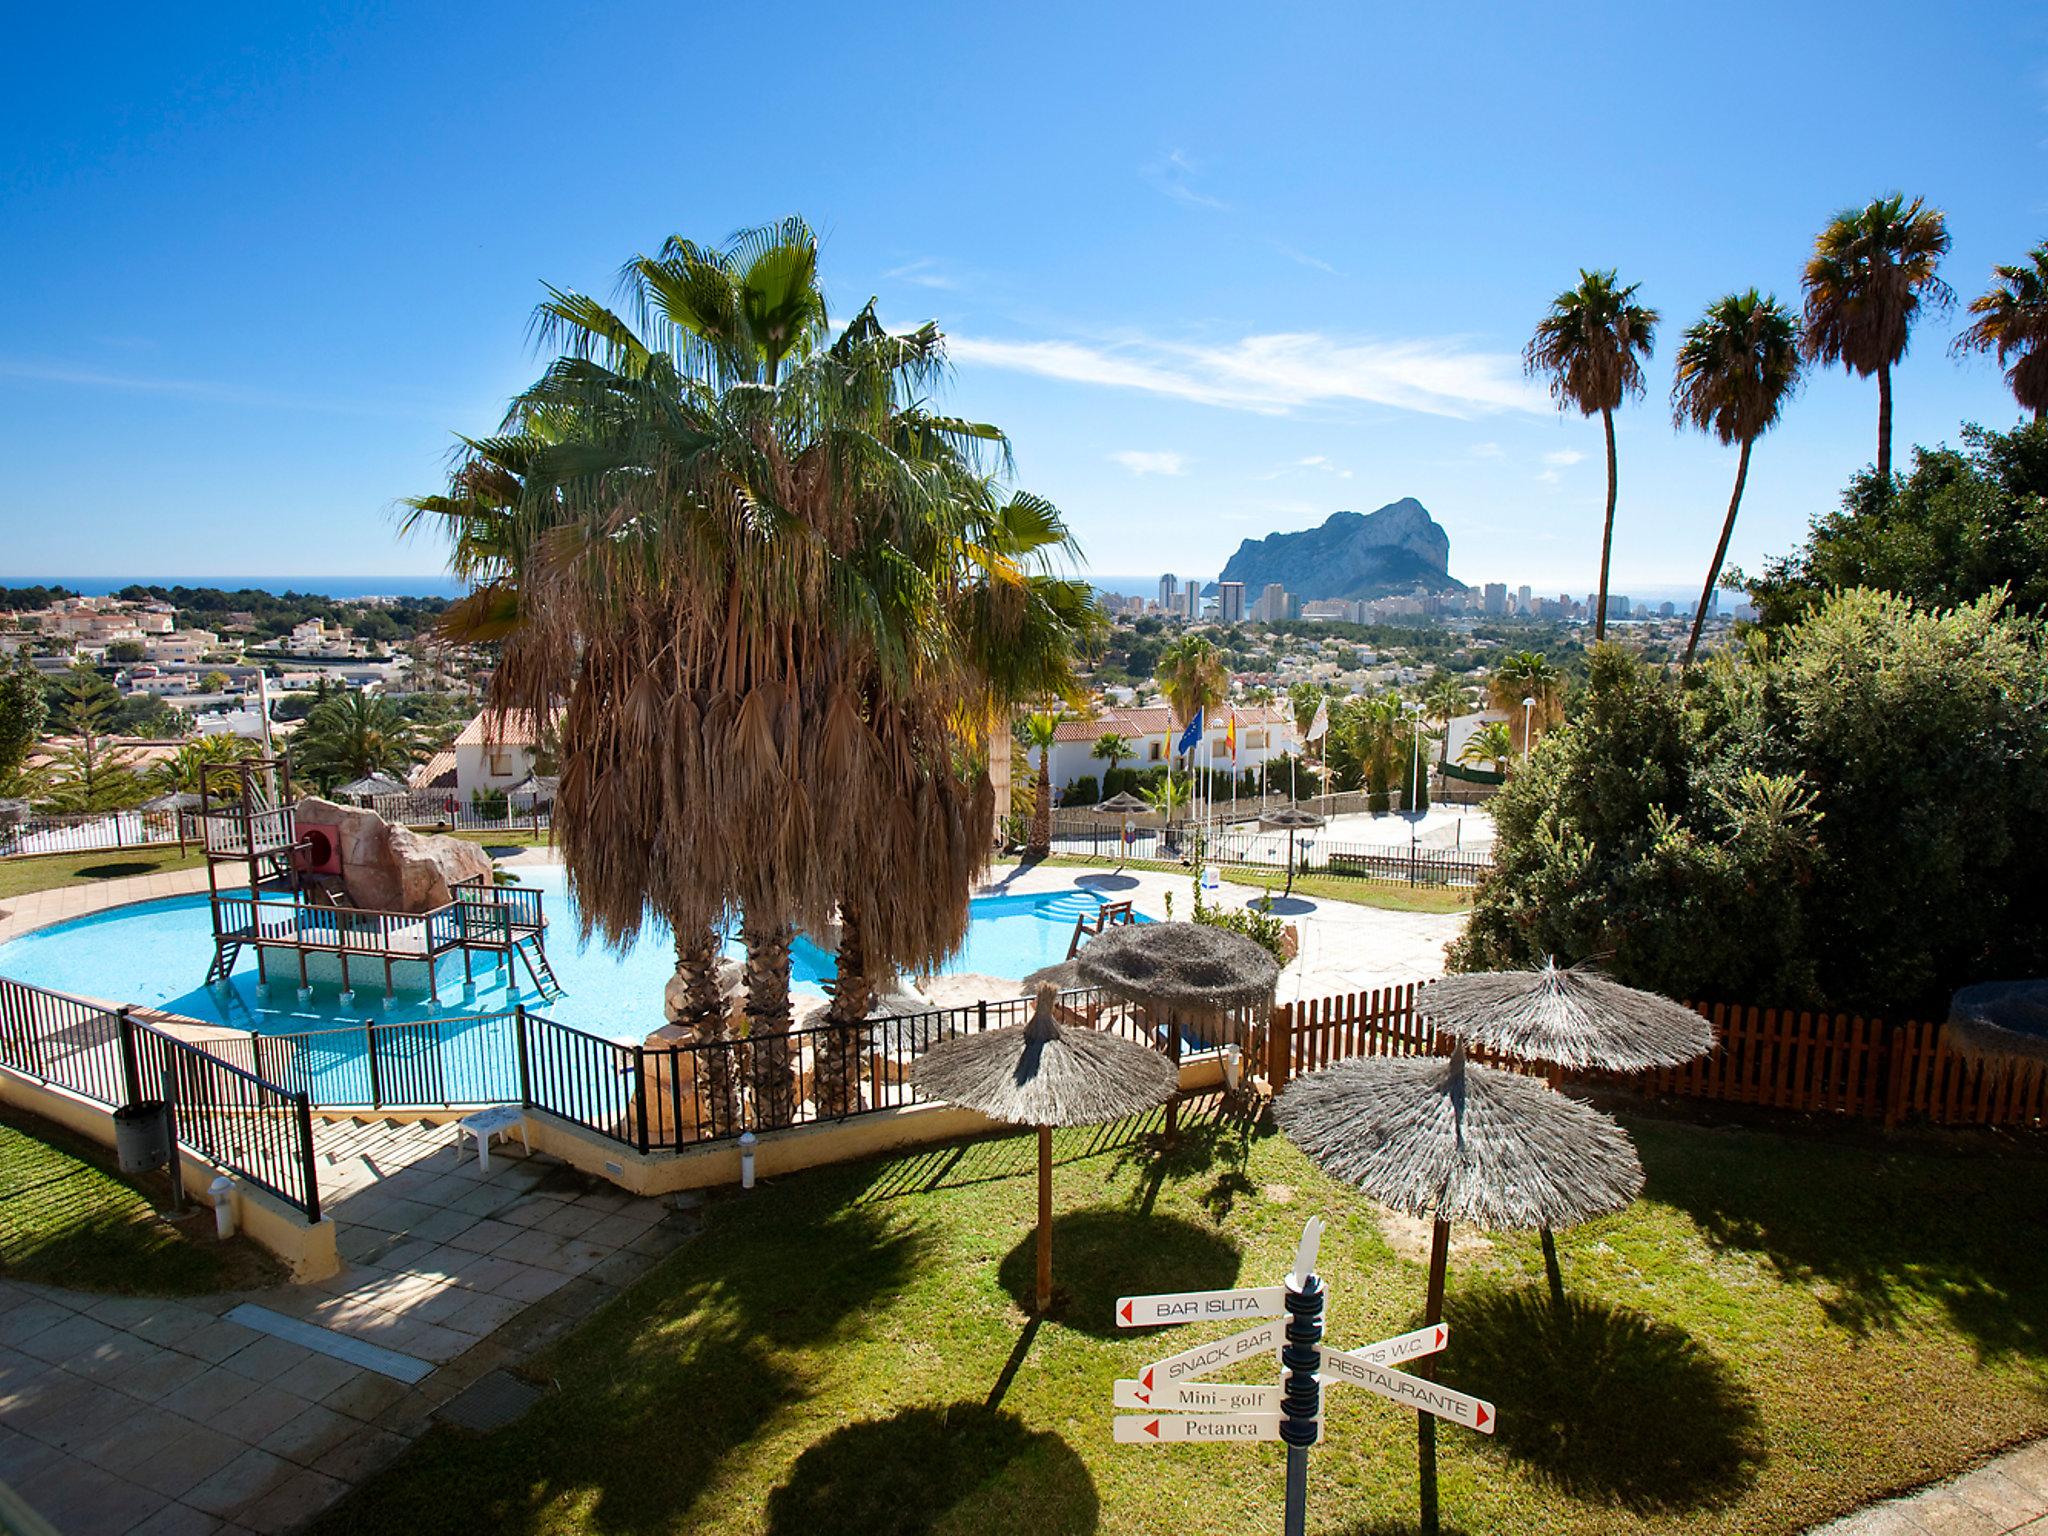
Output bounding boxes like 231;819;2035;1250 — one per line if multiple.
1485;651;1563;756
1022;711;1061;857
1423;676;1468;770
1672;290;1804;668
1952;243;2048;423
1801;194;1952;483
1459;721;1515;774
290;692;424;789
1526;270;1660;640
1155;635;1229;743
1091;731;1133;792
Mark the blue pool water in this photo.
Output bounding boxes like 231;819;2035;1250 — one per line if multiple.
0;867;1121;1045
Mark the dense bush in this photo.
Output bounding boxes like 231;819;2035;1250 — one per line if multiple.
1061;775;1099;806
1452;591;2048;1016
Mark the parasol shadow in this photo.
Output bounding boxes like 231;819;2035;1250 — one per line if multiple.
995;1209;1241;1335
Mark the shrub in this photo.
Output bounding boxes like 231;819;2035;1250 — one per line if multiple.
1062;775;1099;807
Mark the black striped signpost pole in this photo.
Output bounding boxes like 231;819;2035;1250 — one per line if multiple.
1278;1217;1325;1536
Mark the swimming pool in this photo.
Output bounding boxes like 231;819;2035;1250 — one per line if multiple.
0;867;1123;1043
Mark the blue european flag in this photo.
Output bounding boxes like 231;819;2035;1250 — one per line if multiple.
1175;710;1204;757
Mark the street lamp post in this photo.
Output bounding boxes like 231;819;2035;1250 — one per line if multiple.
1521;695;1535;763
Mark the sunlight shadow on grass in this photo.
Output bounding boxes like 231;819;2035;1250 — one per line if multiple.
1442;1287;1763;1513
996;1209;1240;1335
763;1401;1098;1536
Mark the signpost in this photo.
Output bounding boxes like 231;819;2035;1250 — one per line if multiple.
1109;1216;1497;1535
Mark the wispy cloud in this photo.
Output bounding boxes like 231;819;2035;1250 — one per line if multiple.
951;330;1548;419
1261;454;1353;481
882;257;959;290
1110;449;1187;477
1542;449;1586;467
1469;441;1504;459
1273;243;1339;275
1147;149;1228;211
0;358;444;421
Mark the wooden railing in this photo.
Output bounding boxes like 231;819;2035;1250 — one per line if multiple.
201;803;295;855
214;883;544;963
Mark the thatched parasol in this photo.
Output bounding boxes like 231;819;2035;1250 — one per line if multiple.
1274;1047;1642;1535
1259;803;1325;894
1073;921;1279;1032
1947;979;2048;1068
142;791;204;813
333;773;410;803
1415;960;1714;1073
912;983;1179;1310
1096;790;1151;869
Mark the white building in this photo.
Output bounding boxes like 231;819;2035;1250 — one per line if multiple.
144;629;222;665
1034;704;1300;798
449;710;547;797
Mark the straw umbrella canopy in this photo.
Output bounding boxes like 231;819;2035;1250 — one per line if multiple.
912;983;1179;1310
1274;1047;1642;1534
1415;960;1714;1073
1096;789;1151;868
333;773;409;805
1259;803;1325;894
142;791;204;813
1072;921;1279;1037
1947;979;2048;1068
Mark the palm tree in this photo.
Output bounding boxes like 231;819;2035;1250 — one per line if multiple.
1091;731;1133;793
1672;290;1804;668
1485;652;1563;756
1952;243;2048;422
1801;194;1952;483
291;692;424;789
1526;270;1659;640
1155;635;1229;748
1459;721;1515;774
1022;711;1061;857
146;735;256;797
1423;677;1468;771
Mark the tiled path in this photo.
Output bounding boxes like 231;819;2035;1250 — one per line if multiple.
0;1125;693;1534
0;864;214;944
1807;1440;2048;1534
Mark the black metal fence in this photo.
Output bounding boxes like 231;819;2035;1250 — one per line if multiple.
0;977;321;1221
1040;817;1494;888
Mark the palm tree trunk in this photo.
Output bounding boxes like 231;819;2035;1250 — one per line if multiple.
1876;362;1893;484
1027;756;1052;857
673;927;738;1135
743;918;797;1129
1595;406;1618;641
1684;437;1752;671
814;903;874;1120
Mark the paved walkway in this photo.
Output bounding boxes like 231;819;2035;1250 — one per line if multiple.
0;863;214;945
0;1125;693;1534
1808;1440;2048;1534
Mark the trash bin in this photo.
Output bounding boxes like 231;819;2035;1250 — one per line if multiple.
113;1100;167;1173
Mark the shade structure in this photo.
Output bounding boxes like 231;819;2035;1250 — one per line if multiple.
506;773;558;805
1947;979;2048;1066
1258;804;1324;894
1274;1049;1642;1536
1073;921;1280;1025
334;773;410;802
141;791;204;813
1415;960;1714;1073
911;983;1179;1310
1019;958;1085;992
1095;791;1151;815
1274;1048;1643;1232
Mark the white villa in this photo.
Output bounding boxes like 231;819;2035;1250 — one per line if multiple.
412;709;549;799
1036;703;1301;797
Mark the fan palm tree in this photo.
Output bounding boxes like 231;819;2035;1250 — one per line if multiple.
1485;652;1563;756
1801;194;1952;483
1459;721;1515;774
1952;243;2048;422
1423;676;1468;770
291;692;425;789
1021;711;1061;857
1155;634;1229;744
1525;270;1660;640
1348;693;1408;810
1672;290;1804;668
1091;730;1133;792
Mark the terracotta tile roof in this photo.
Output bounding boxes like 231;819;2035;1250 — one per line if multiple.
1049;703;1293;744
452;709;548;748
410;750;457;789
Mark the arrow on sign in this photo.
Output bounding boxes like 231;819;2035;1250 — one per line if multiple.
1113;1378;1282;1412
1114;1412;1317;1444
1318;1350;1495;1434
1339;1322;1448;1370
1144;1318;1286;1385
1116;1285;1286;1329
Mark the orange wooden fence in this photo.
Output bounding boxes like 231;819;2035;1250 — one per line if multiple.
1267;991;2048;1131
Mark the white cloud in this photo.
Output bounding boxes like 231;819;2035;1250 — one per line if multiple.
882;258;958;290
1274;242;1339;275
1110;449;1187;477
1148;149;1228;211
1542;449;1586;467
1469;441;1505;459
951;330;1548;419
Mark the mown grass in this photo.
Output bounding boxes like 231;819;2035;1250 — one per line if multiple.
0;848;209;901
312;1101;2048;1535
1037;853;1474;915
0;1107;283;1294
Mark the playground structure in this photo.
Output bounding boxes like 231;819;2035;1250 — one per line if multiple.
197;757;558;1005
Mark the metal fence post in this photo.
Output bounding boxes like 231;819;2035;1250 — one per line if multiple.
115;1008;141;1105
364;1022;382;1110
295;1092;321;1224
634;1045;649;1153
977;999;989;1034
514;1004;531;1106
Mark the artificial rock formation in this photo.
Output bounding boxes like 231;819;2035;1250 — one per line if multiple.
294;796;495;912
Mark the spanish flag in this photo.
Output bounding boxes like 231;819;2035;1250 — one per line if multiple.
1226;712;1238;762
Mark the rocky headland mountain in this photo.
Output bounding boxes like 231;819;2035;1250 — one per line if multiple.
1217;498;1463;601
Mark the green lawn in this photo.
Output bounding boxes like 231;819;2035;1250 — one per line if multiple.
0;847;209;901
312;1101;2048;1535
0;1107;283;1294
1036;853;1474;915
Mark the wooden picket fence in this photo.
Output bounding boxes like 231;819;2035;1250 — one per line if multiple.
1266;990;2048;1131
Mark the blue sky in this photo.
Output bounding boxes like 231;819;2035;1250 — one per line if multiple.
2;0;2043;596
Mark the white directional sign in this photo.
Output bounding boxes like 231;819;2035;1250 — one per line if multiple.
1115;1412;1320;1445
1113;1374;1283;1412
1144;1318;1286;1385
1116;1285;1286;1329
1333;1322;1448;1371
1318;1350;1495;1434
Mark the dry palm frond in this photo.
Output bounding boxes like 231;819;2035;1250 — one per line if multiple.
1417;960;1713;1072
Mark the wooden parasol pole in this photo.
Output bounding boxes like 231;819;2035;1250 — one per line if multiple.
1417;1216;1451;1536
1035;1124;1054;1312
